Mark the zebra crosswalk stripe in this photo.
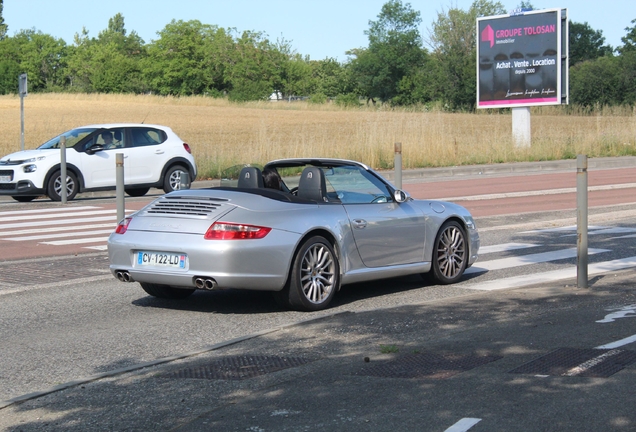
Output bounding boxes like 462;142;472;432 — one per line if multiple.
465;248;610;274
463;256;636;291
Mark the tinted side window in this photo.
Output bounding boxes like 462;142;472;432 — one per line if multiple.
131;128;167;147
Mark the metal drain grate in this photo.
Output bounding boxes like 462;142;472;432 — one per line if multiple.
0;255;110;285
356;353;502;379
162;355;314;380
510;348;636;378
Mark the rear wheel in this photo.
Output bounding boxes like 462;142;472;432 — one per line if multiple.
427;221;467;284
125;187;150;197
163;165;188;193
274;236;339;311
47;170;79;201
140;282;195;299
12;196;37;202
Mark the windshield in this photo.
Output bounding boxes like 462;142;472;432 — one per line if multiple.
37;128;97;149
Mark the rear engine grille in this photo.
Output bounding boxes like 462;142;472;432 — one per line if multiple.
146;196;228;216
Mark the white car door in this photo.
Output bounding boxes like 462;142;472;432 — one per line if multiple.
123;127;169;184
78;129;127;188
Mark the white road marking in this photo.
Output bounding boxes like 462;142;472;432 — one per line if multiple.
0;216;119;229
596;334;636;349
40;236;111;246
521;225;609;234
478;243;539;254
463;256;636;291
440;182;636;202
0;209;118;222
444;418;482;432
84;245;109;251
612;234;636;239
0;223;115;236
465;248;610;274
0;206;100;216
596;304;636;323
6;229;115;241
563;349;622;376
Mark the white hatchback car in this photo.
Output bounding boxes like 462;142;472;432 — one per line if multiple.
0;124;197;202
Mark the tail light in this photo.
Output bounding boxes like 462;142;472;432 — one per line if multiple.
183;143;192;154
204;222;271;240
115;217;132;234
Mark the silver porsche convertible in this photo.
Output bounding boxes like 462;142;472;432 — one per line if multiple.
108;158;479;311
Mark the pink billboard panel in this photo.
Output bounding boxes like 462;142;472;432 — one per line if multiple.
477;9;568;109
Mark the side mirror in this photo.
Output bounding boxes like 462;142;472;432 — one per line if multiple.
86;144;105;155
393;189;410;203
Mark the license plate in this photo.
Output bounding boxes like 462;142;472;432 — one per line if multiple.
137;251;187;268
0;175;11;183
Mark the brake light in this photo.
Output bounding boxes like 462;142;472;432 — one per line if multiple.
183;143;192;154
204;222;271;240
115;217;132;234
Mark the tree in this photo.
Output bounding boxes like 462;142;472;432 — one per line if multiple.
570;55;621;106
427;0;505;110
348;0;426;103
6;29;69;92
108;13;126;35
67;14;146;93
569;21;613;66
310;58;353;98
619;18;636;53
0;0;7;40
144;20;227;95
0;37;21;93
224;30;288;101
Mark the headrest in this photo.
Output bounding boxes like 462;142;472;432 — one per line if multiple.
237;167;264;188
297;167;327;202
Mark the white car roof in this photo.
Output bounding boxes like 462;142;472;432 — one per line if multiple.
73;123;173;130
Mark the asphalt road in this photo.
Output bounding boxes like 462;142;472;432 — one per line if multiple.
1;202;636;405
1;158;636;418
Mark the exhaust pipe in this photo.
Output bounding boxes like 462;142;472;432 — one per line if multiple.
116;270;132;282
194;276;217;290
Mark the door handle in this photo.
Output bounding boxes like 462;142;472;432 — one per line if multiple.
155;150;165;154
352;219;367;229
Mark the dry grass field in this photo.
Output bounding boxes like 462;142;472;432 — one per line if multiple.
1;93;635;179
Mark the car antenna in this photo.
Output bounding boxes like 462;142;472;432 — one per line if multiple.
140;110;151;124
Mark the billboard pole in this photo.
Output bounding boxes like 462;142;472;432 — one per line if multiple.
512;107;531;147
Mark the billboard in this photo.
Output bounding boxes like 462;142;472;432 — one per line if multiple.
477;8;568;109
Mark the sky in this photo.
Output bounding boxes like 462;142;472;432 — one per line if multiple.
4;0;635;61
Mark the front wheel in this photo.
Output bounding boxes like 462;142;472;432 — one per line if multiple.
47;170;79;201
140;282;195;299
163;165;189;193
428;221;468;284
274;236;340;311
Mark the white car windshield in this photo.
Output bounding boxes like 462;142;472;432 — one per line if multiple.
38;128;97;149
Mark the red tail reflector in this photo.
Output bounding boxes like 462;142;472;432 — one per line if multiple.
183;143;192;154
204;222;271;240
115;217;132;234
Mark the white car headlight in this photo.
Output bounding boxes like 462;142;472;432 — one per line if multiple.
23;164;37;173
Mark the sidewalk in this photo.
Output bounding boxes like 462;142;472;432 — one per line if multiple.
1;269;635;431
193;155;636;188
